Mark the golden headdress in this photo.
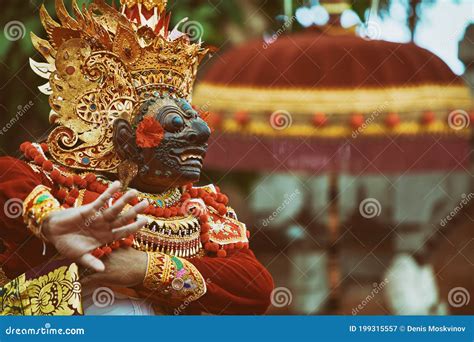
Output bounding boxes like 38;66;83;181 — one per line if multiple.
30;0;209;173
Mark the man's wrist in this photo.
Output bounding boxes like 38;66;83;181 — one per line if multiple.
22;185;62;242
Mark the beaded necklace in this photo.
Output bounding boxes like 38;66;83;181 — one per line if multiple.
20;141;237;258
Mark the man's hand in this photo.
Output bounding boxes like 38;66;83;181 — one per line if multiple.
42;181;148;272
81;247;148;288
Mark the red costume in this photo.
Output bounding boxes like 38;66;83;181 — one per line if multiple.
0;0;273;316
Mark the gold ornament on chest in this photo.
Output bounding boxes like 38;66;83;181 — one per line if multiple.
134;214;202;258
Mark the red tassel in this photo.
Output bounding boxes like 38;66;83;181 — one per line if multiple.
50;170;60;181
42;160;53;171
65;196;76;206
85;174;97;184
64;177;74;188
110;241;121;250
200;233;210;243
58;176;66;185
217;204;227;216
56;189;68;201
122;238;134;247
92;248;104;258
69;188;79;198
20;141;30;152
201;223;210;233
73;175;82;185
34;155;45;165
155;208;164;217
217;249;227;258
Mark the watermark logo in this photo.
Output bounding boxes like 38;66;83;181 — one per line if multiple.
92;287;115;308
447;110;470;130
359;198;382;219
440;193;473;227
352;279;389;315
270;287;293;308
448;287;470;308
4;21;26;41
351;102;388;138
270;110;293;130
262;189;300;227
0;101;34;136
4;198;23;219
263;16;296;49
361;21;382;41
182;21;204;42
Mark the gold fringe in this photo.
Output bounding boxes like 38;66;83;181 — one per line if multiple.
218;119;471;138
194;83;473;115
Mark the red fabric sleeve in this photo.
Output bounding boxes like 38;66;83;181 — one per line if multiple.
187;249;274;315
0;157;54;278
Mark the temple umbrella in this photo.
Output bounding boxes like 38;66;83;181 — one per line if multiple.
193;2;473;314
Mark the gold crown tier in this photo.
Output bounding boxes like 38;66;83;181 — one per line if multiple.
121;0;168;12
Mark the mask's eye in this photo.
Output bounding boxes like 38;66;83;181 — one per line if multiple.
162;111;185;132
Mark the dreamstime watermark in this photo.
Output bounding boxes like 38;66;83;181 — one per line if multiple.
270;286;293;308
84;208;104;228
0;101;34;136
440;193;474;227
4;20;26;41
92;287;115;308
359;198;382;219
4;323;85;336
448;287;470;308
262;189;300;227
4;198;23;219
361;21;382;41
351;102;388;138
447;109;470;130
269;110;293;130
352;279;389;315
173;278;213;315
181;20;204;42
263;15;296;49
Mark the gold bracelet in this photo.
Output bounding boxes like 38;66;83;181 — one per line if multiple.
143;251;169;291
143;252;207;302
23;185;62;242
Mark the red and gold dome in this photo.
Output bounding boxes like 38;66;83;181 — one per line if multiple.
194;30;472;173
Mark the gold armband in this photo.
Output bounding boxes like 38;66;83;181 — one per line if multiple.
143;251;207;303
23;185;62;242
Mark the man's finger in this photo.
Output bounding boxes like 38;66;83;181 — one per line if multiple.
110;200;148;228
111;217;148;240
102;189;138;221
91;181;121;211
77;253;105;273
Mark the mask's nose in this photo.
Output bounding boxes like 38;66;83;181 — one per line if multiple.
187;118;211;145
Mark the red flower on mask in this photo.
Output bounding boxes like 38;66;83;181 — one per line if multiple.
136;116;164;148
